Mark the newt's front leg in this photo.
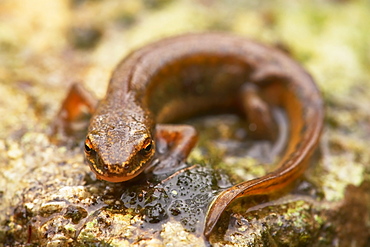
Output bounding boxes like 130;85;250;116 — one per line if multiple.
148;124;198;175
51;83;98;140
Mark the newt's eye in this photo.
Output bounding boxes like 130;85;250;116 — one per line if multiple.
84;138;93;153
141;139;153;155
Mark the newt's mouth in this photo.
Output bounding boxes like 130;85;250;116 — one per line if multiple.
85;153;148;183
85;154;106;177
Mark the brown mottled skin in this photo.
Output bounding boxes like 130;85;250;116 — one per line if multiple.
79;33;324;238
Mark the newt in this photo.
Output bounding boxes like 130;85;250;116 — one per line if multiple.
55;33;324;238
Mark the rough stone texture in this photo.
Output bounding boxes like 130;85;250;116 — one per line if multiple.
1;0;369;246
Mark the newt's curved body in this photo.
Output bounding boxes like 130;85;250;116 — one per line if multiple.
60;33;324;238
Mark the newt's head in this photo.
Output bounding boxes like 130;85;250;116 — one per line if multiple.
84;111;155;182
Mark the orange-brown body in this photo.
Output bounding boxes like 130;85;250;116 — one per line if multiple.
58;33;324;238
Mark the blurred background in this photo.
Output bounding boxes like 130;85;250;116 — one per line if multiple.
1;0;369;117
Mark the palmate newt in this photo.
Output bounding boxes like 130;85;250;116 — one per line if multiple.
55;33;324;238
